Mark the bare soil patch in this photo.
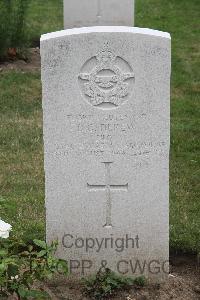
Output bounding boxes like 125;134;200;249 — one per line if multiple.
0;48;40;73
44;254;200;300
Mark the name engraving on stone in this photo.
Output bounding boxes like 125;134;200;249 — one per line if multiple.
78;44;135;109
87;162;128;227
66;113;135;137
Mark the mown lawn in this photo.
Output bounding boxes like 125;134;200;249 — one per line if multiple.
27;0;63;43
136;0;200;252
0;0;199;252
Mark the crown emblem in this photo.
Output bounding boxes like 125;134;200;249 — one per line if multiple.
96;44;116;64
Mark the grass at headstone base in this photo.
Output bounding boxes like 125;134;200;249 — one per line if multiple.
0;0;199;254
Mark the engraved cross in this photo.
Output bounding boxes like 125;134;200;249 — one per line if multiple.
87;162;128;228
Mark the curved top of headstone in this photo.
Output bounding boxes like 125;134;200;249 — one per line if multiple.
41;26;171;42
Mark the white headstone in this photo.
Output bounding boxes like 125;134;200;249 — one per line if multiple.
41;26;171;282
64;0;134;29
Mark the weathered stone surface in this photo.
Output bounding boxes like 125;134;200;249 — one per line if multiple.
41;26;171;281
64;0;134;29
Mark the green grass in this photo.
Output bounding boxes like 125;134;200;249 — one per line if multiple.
0;72;44;240
0;0;200;252
27;0;63;42
136;0;200;252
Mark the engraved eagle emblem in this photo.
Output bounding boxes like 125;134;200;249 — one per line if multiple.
78;45;135;109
